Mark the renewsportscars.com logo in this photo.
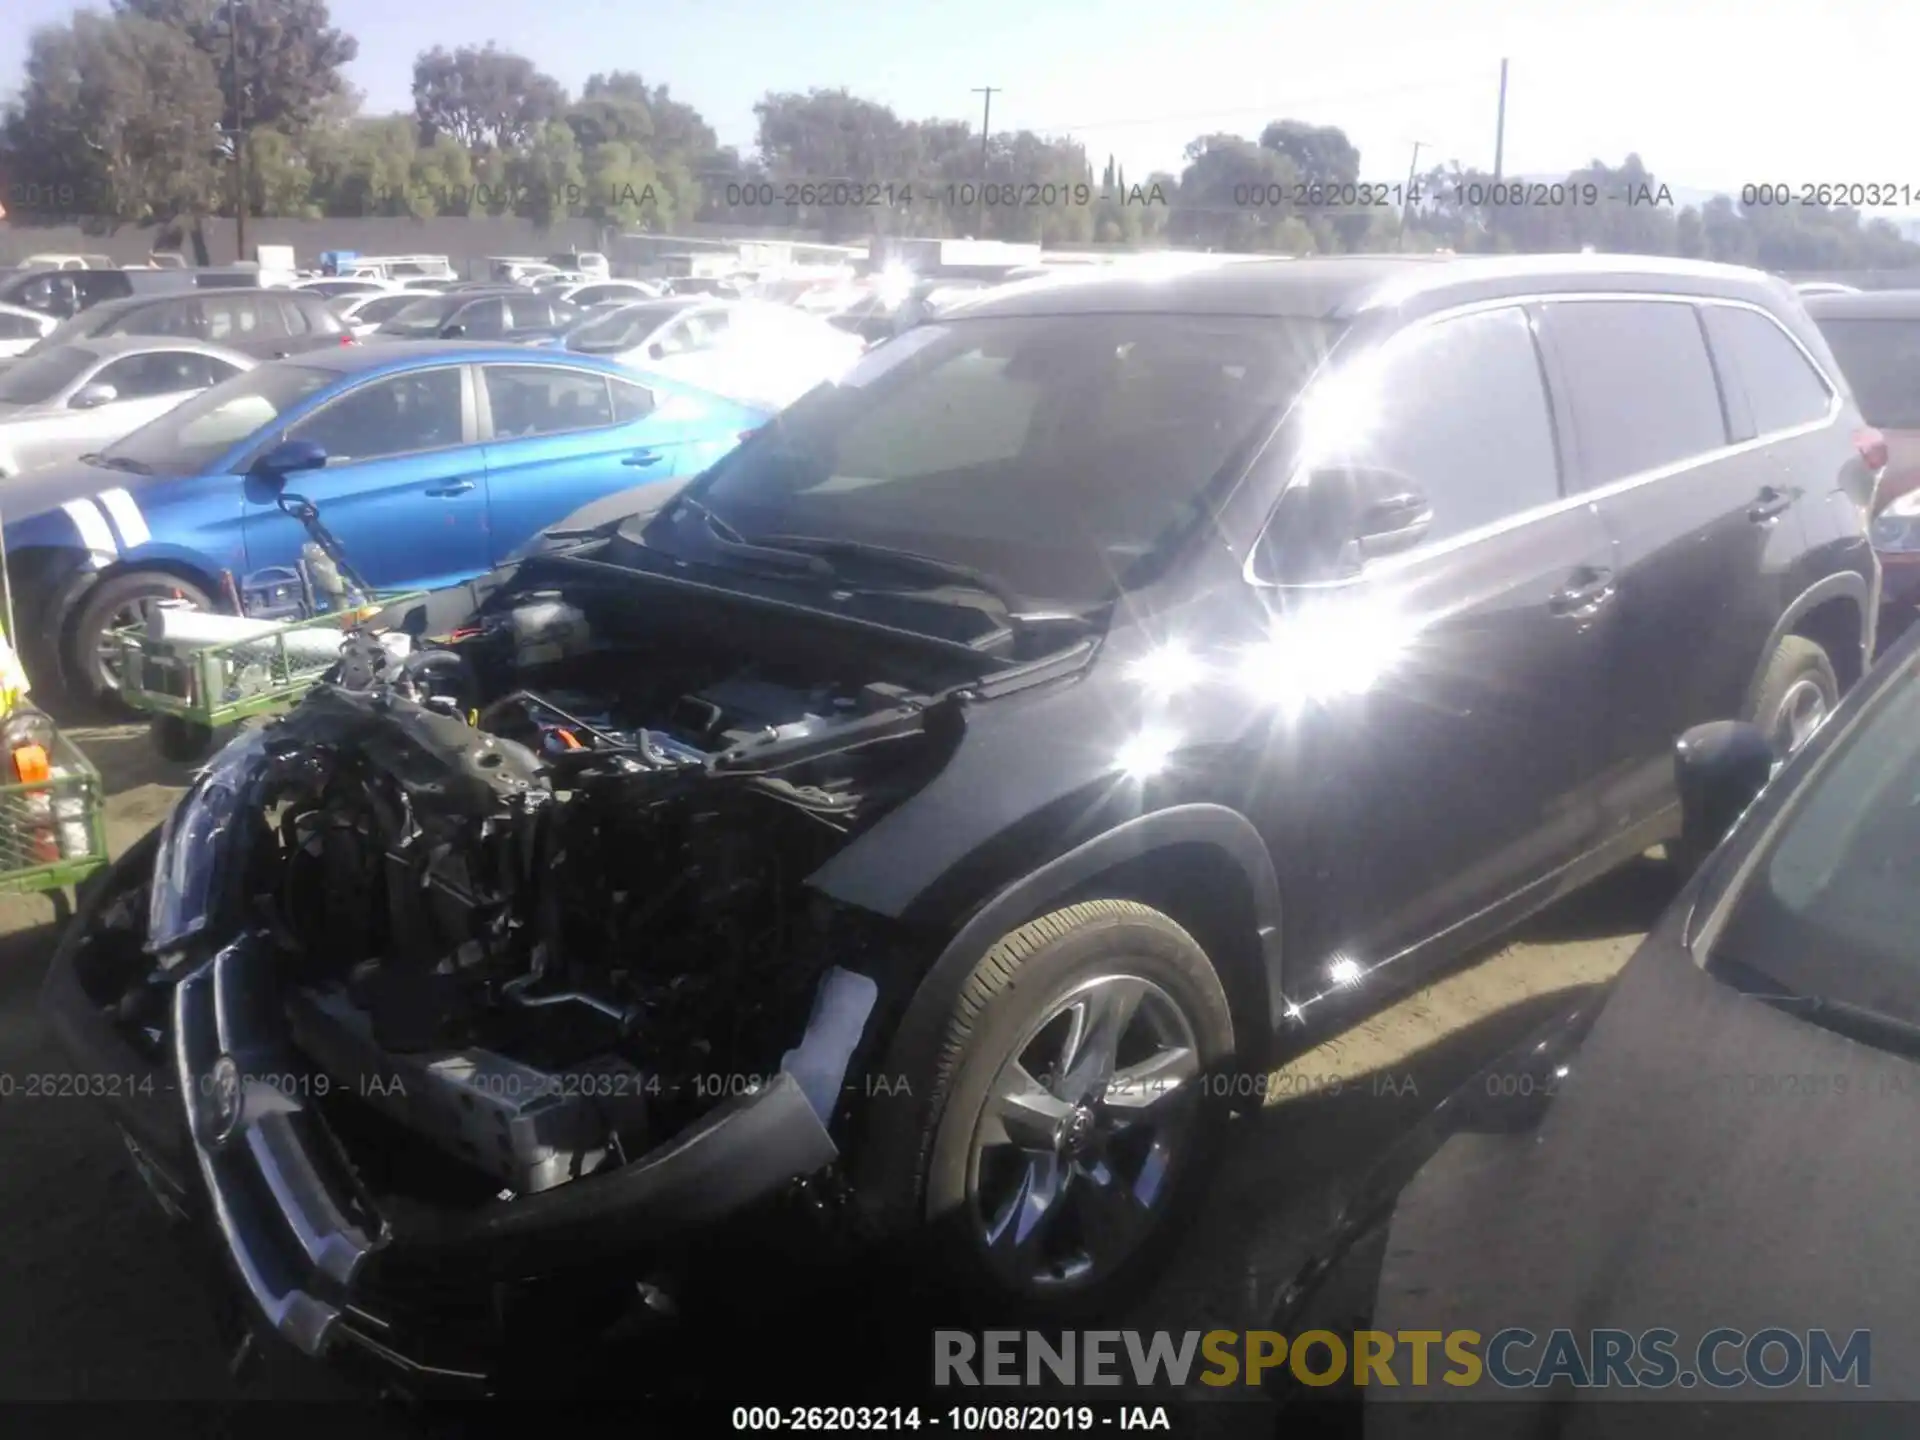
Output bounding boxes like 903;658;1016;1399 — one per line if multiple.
933;1328;1873;1390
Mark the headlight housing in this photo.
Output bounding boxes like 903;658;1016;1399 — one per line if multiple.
147;725;272;959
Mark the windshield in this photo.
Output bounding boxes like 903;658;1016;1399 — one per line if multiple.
687;312;1339;606
1813;318;1920;430
378;295;464;336
568;301;691;352
0;346;96;405
100;363;334;475
1711;649;1920;1022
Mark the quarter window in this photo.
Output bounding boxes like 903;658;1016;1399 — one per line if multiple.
610;379;655;423
1544;300;1728;489
1702;305;1832;439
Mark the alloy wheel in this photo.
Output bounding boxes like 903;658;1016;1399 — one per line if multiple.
1769;675;1831;758
968;972;1202;1293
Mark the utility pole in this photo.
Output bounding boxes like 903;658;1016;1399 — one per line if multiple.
1493;58;1509;182
227;0;246;260
1400;140;1426;249
971;86;999;235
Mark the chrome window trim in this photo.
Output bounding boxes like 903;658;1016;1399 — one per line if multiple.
1245;290;1845;589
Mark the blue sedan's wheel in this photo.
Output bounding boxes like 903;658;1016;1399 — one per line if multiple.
65;571;212;706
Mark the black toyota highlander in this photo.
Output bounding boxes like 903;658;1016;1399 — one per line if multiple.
41;253;1881;1396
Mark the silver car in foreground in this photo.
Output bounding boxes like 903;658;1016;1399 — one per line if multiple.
0;336;254;477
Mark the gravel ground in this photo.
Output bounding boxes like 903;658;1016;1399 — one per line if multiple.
0;717;1672;1426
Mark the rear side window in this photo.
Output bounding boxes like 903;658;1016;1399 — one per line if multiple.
1812;318;1920;431
483;365;614;437
1544;300;1728;489
0;312;41;341
1701;305;1833;438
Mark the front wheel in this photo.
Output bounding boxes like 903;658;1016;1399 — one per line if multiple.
876;901;1236;1315
65;571;212;707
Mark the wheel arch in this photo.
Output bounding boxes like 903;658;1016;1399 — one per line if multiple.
900;805;1286;1078
1753;571;1871;707
51;552;224;689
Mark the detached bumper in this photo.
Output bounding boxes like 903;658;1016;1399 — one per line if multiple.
41;844;840;1391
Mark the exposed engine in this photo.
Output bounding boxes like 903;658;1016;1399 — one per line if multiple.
229;589;961;1201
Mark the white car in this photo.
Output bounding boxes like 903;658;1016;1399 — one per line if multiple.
1794;281;1861;297
0;335;253;477
332;291;436;337
561;298;866;410
533;272;593;292
553;279;663;308
0;302;59;359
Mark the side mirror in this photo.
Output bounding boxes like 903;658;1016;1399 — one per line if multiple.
1675;720;1776;863
647;342;667;361
69;382;118;410
1349;476;1433;561
439;322;466;339
251;437;328;492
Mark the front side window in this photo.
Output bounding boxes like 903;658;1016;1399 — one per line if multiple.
453;299;507;339
102;363;335;474
692;313;1338;605
484;365;613;437
90;350;217;401
120;302;202;340
1260;306;1559;579
0;312;41;340
288;367;465;463
1544;299;1728;489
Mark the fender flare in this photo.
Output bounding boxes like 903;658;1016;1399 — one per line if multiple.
850;804;1287;1219
914;802;1288;1047
1750;570;1872;709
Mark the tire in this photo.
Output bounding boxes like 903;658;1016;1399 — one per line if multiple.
1746;635;1838;762
863;900;1235;1317
150;715;221;765
64;571;212;707
1673;635;1839;877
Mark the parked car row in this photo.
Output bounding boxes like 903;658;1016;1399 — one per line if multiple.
28;252;1896;1409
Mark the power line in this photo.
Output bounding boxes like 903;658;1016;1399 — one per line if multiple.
1011;77;1493;139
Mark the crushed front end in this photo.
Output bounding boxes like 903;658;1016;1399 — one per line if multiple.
42;585;972;1392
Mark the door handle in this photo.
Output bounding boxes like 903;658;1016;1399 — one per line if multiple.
1748;485;1795;522
623;449;663;467
1549;566;1616;616
424;479;475;497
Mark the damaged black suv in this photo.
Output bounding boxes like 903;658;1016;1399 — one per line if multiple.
42;254;1877;1391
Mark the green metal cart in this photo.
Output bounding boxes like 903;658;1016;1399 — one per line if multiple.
116;594;428;762
0;728;109;923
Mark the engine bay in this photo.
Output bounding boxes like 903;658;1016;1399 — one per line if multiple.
217;587;967;1202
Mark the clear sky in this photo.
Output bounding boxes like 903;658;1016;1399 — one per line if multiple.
3;0;1915;206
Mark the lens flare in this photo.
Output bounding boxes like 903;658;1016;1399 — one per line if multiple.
1114;727;1180;780
1127;642;1207;698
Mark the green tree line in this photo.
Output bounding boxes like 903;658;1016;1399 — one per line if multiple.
3;1;1916;270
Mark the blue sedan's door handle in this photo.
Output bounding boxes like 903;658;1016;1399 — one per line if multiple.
425;478;476;496
623;449;663;467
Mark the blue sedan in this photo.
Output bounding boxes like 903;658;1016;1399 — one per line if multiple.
1;343;771;697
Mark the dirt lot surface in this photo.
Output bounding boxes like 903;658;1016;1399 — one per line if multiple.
0;718;1674;1428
